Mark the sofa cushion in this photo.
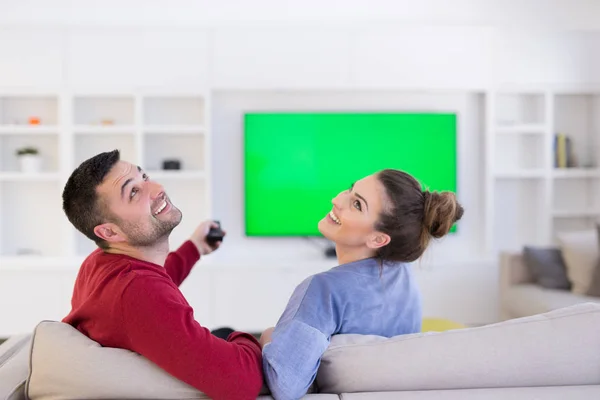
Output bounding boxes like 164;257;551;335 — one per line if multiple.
26;321;210;400
522;246;571;290
556;229;599;295
317;303;600;394
503;284;600;317
0;334;31;400
339;386;600;400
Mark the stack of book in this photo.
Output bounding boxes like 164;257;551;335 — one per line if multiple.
554;133;576;168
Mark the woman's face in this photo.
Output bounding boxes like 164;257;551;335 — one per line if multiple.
318;173;389;248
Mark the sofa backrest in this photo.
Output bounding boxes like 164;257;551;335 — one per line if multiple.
22;302;600;399
316;302;600;394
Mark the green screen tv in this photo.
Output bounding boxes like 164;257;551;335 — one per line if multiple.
244;112;457;236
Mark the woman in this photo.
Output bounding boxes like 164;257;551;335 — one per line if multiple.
260;169;464;400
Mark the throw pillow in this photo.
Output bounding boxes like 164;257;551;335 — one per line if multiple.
556;229;599;295
27;321;210;400
522;246;571;290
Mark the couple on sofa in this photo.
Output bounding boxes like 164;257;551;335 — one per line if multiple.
60;150;464;400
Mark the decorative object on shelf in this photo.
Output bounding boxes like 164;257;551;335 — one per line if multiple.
554;133;577;168
162;159;181;170
16;146;42;173
28;116;41;125
100;119;115;125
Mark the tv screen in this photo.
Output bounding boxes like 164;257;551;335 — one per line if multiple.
244;112;457;236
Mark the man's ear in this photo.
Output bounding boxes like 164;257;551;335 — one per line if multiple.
366;232;391;250
93;223;126;244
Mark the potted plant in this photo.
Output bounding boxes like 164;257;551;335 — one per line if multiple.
16;146;42;173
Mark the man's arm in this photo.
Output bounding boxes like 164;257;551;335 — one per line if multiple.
165;220;225;286
120;276;263;400
164;241;200;286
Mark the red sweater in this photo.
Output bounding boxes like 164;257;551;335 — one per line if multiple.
63;241;263;400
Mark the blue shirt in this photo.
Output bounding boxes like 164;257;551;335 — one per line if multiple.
263;257;422;400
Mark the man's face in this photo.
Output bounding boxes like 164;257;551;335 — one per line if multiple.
95;161;182;247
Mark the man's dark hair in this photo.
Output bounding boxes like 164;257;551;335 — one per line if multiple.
62;150;121;249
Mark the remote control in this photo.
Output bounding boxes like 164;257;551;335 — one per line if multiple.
206;220;225;244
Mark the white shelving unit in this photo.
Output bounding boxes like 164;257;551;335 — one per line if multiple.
486;88;600;254
485;91;551;253
551;92;600;235
0;91;211;268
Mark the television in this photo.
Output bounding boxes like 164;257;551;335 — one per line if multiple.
244;112;457;236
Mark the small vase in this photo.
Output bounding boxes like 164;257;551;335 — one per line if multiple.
19;155;42;173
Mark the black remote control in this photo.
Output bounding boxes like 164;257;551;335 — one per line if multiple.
206;221;225;244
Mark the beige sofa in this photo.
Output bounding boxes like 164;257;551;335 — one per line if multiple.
2;302;600;399
500;251;600;320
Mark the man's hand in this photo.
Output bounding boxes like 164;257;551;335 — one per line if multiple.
189;220;226;256
259;327;275;348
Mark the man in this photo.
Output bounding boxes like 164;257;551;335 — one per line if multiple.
61;150;263;400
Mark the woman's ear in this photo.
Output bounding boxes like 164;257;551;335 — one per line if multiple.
93;223;126;244
366;232;391;250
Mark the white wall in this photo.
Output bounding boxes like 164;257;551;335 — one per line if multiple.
2;0;600;29
2;1;600;334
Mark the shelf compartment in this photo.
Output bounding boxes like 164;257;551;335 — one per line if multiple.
74;96;135;126
553;94;600;169
143;96;205;126
496;93;546;126
143;135;205;172
0;134;60;172
494;134;545;173
75;134;137;167
0;181;65;257
0;96;59;126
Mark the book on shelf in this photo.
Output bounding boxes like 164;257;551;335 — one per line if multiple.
554;133;577;168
